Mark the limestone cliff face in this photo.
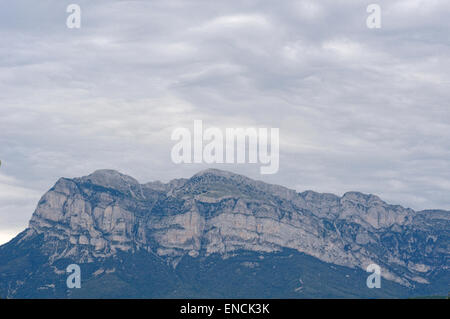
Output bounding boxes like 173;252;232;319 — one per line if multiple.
27;169;449;286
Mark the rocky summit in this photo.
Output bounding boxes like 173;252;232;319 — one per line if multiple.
0;169;448;298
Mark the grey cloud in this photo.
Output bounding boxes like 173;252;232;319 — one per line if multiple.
0;0;449;243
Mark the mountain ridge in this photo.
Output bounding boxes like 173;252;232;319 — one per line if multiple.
77;168;441;214
0;168;448;298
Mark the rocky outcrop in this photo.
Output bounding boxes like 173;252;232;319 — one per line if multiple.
26;169;449;287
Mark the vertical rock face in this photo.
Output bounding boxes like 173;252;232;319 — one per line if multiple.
24;168;449;288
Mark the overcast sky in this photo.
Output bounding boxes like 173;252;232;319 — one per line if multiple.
0;0;449;244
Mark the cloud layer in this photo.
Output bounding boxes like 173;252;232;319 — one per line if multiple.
1;0;449;244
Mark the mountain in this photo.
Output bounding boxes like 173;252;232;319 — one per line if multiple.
0;169;448;298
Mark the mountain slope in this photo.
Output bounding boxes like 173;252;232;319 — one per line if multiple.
0;169;448;298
